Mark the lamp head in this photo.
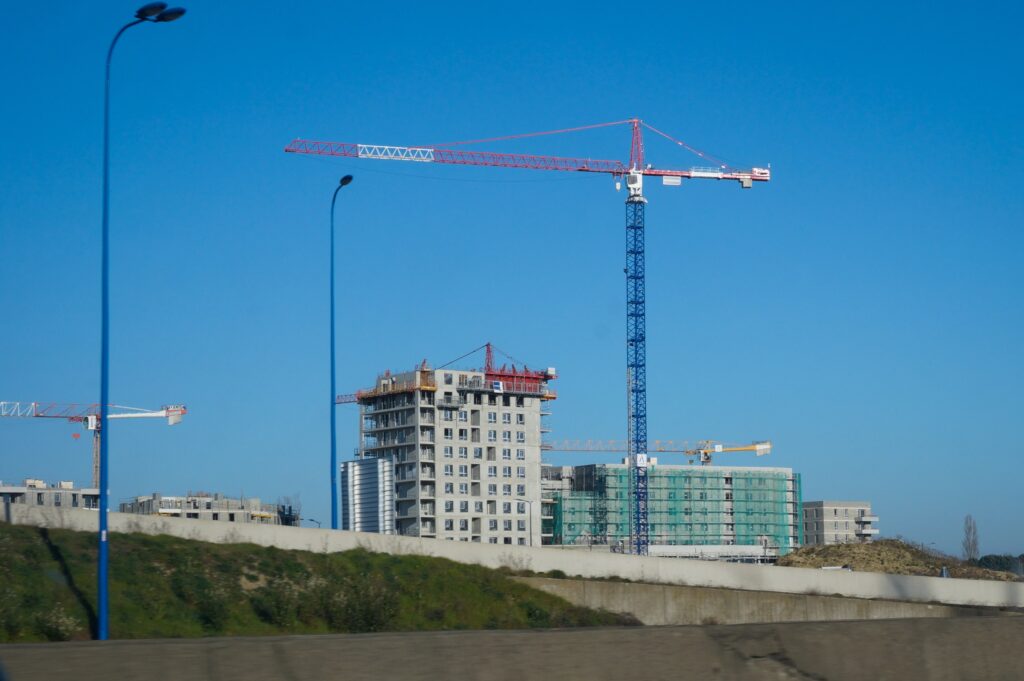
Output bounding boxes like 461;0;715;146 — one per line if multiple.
154;7;187;22
340;175;354;187
135;2;168;19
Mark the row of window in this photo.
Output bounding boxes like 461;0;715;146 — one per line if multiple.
443;518;528;532
441;428;526;443
442;446;526;460
442;464;527;478
442;411;526;425
441;482;527;496
443;500;529;514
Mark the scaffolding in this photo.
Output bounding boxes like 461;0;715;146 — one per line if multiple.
552;465;801;555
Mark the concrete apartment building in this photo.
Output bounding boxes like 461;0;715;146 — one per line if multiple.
0;479;99;517
545;462;803;561
344;347;556;545
119;492;300;526
802;500;878;545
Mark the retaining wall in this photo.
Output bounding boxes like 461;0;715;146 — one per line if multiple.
10;506;1024;608
515;576;1008;625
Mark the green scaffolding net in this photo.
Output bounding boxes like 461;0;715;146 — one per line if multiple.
552;465;800;554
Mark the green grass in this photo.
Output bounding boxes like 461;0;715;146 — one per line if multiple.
0;524;637;642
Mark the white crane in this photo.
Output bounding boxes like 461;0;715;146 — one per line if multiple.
0;402;186;487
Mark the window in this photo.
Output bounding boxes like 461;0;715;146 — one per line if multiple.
516;413;525;425
516;432;525;443
517;502;526;514
444;500;454;512
459;410;468;422
443;446;453;458
458;483;469;494
516;484;526;496
53;493;61;507
212;513;219;520
458;429;468;441
442;409;454;422
458;446;468;458
443;464;454;477
518;538;526;545
502;396;511;406
187;512;198;519
458;465;468;478
487;412;497;423
504;537;512;545
502;430;511;442
502;448;512;460
489;537;498;544
488;395;497;406
444;373;453;385
444;519;454;531
517;520;527;531
502;466;512;478
489;519;498;530
460;501;469;512
516;448;525;460
229;513;235;522
36;493;43;505
503;519;513;531
459;519;468;531
502;413;511;424
487;429;497;442
503;502;512;514
502;484;512;496
517;466;526;479
487;466;497;478
444;482;454;493
443;428;453;440
71;493;78;508
487;484;497;496
473;447;483;459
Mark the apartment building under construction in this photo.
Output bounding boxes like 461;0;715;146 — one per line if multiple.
544;462;802;560
346;345;556;545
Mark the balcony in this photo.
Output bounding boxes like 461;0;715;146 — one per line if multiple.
856;515;879;523
855;527;879;536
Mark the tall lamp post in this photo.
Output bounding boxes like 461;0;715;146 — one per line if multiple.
330;175;354;530
98;2;186;642
515;498;534;546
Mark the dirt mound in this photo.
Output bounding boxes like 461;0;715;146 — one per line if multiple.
778;539;1019;581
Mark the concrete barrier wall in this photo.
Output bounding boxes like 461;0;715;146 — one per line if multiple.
515;576;1007;625
2;618;1023;681
11;506;1024;608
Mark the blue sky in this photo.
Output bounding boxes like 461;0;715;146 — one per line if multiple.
1;2;1021;554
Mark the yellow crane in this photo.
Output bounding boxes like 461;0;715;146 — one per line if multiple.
544;439;772;466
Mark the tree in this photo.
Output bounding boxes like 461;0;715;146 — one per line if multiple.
962;514;979;562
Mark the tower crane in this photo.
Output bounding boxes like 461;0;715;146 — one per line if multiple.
545;439;771;466
0;402;186;488
286;119;770;555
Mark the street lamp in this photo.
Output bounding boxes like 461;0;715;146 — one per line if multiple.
307;518;323;528
329;175;354;530
515;498;534;546
97;1;186;642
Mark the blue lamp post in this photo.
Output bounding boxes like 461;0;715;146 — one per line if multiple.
98;1;186;641
330;175;353;530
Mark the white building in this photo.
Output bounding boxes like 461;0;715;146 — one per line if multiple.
119;491;299;526
341;456;394;533
802;500;878;545
346;347;556;546
0;479;99;518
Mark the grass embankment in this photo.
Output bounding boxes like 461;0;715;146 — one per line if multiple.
778;539;1020;581
0;524;636;643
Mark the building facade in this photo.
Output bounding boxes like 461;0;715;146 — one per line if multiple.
0;479;99;514
348;351;556;545
802;500;878;545
545;462;803;560
341;456;394;533
119;492;300;526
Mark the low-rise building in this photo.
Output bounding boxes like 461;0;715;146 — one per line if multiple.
0;479;99;514
802;500;878;545
119;491;299;526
